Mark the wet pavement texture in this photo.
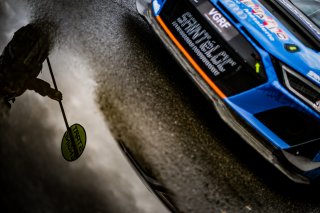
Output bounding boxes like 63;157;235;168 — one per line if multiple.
1;0;320;213
0;1;166;213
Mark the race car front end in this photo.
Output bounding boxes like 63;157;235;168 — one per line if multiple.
136;0;320;184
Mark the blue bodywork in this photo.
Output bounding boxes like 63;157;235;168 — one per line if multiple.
143;0;320;182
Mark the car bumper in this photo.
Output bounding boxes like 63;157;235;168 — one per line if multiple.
136;0;318;184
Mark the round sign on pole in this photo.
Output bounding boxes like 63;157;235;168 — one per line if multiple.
61;123;87;161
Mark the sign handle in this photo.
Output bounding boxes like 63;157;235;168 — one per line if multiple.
46;57;79;157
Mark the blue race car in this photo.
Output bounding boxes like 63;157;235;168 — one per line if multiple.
137;0;320;184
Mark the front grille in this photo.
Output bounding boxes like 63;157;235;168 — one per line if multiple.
282;66;320;113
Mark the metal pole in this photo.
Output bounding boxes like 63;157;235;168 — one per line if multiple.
46;57;79;158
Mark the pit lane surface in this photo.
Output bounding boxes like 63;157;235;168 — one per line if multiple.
1;0;320;212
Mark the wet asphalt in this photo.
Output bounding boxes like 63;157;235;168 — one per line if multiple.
1;0;320;212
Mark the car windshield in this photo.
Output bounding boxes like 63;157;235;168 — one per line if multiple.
290;0;320;28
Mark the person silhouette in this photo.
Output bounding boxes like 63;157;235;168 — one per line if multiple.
0;22;62;108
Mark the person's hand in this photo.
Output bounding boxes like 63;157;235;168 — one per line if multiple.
48;90;62;101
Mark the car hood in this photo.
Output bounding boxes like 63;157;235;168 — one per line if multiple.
218;0;320;86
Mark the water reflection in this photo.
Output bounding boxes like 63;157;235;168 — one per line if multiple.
0;0;29;48
0;1;167;212
0;23;62;111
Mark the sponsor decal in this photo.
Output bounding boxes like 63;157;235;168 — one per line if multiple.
240;0;289;41
172;12;238;76
243;8;275;41
195;1;239;41
263;17;289;40
252;4;267;20
206;8;231;29
221;0;247;19
222;0;289;41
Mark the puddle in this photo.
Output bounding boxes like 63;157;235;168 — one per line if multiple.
0;1;167;212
